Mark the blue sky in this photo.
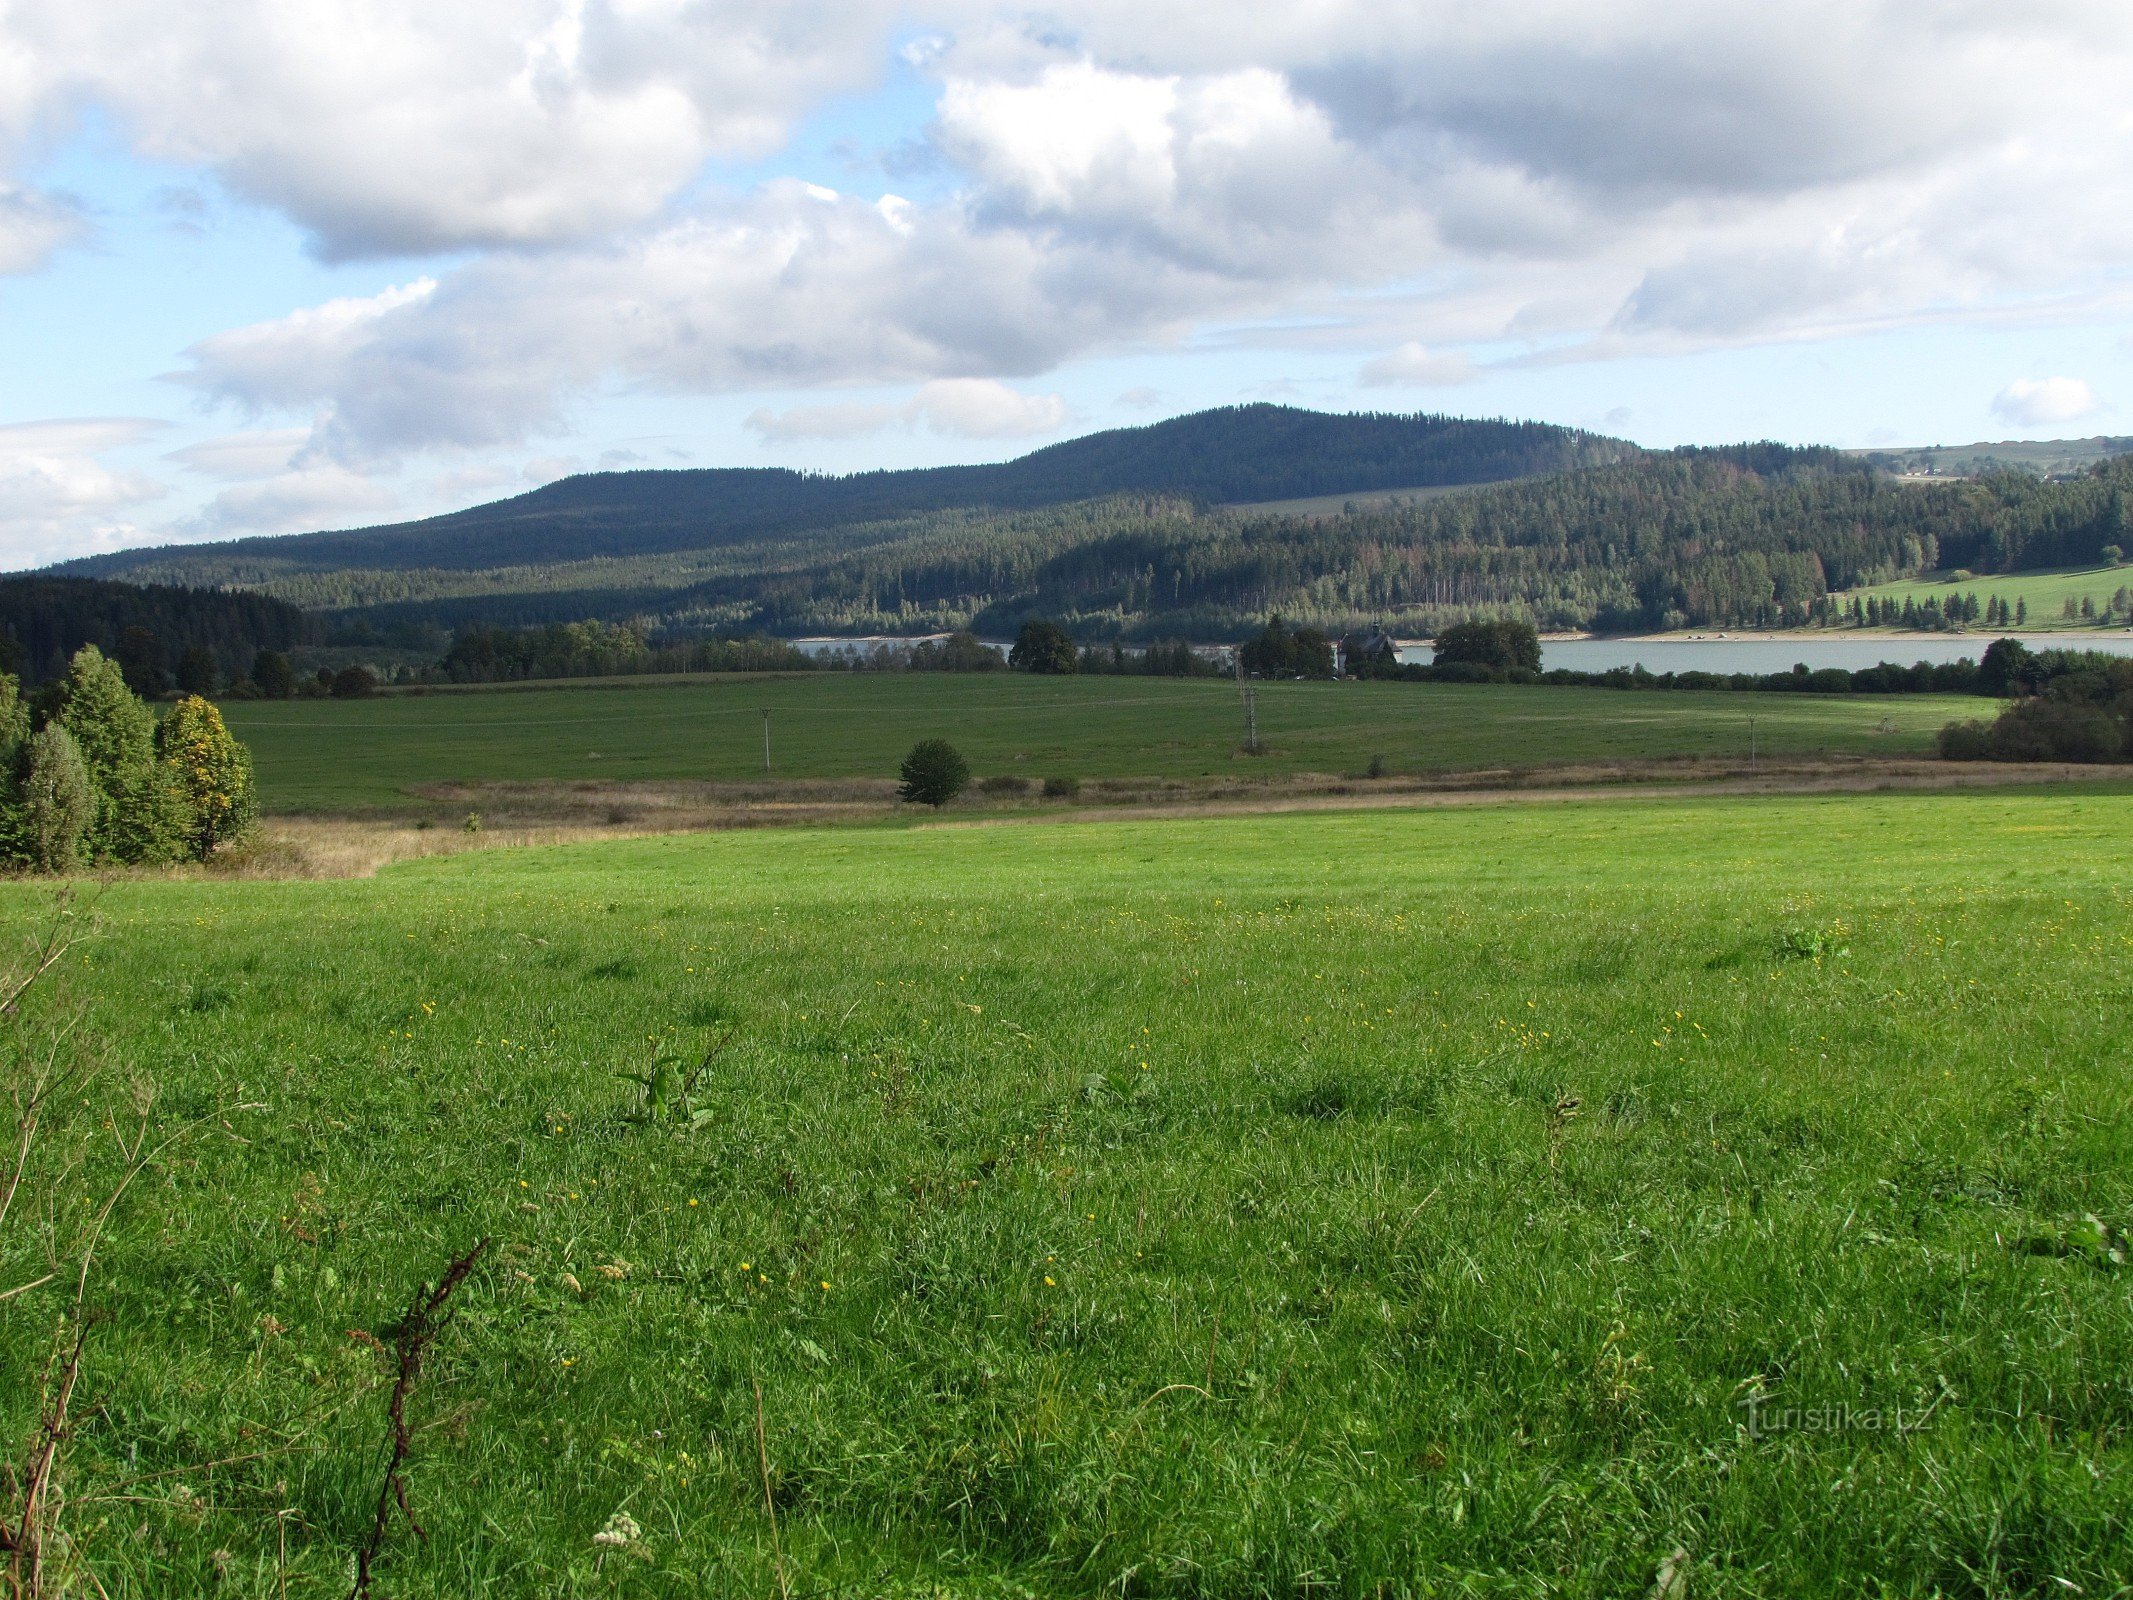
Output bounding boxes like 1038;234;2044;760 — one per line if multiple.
2;1;2129;568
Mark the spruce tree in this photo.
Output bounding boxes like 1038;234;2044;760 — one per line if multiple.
19;723;92;872
58;645;183;863
898;739;971;807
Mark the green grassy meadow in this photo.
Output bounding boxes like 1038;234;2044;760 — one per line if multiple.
5;789;2133;1594
218;676;1980;813
1847;563;2133;629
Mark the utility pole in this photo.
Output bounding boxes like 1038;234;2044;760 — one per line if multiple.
761;707;772;772
1234;650;1260;755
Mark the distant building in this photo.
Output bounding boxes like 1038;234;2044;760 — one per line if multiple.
1340;628;1399;674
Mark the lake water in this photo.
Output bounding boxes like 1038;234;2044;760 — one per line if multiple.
790;633;2133;673
1398;634;2133;673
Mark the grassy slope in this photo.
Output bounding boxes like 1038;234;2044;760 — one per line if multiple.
4;790;2131;1594
1845;563;2133;628
219;676;1983;813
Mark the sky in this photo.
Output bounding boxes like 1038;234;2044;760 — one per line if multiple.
2;0;2132;571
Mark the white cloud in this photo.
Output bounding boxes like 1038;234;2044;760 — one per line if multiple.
179;464;401;540
0;184;83;274
1991;377;2104;428
164;427;310;481
0;419;167;567
174;187;1188;460
10;0;2133;556
937;61;1425;279
1359;343;1480;387
909;378;1070;438
176;281;438;416
4;0;902;258
747;378;1069;442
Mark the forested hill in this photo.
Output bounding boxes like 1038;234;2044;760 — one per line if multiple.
179;442;2128;643
56;406;1631;581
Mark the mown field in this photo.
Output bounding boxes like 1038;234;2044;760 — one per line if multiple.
4;789;2131;1595
1848;563;2133;628
218;676;1981;813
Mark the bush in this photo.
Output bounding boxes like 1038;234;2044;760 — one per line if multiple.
1941;668;2133;763
898;739;971;807
331;665;379;698
978;774;1031;795
1429;660;1494;684
1936;719;1995;761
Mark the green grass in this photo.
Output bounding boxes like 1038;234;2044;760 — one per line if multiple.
1847;563;2133;629
5;788;2133;1594
218;676;1982;813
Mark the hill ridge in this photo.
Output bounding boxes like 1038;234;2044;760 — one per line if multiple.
56;404;1634;580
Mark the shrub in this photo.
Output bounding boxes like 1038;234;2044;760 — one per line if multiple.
17;723;91;872
899;740;971;807
332;665;379;698
978;774;1031;795
1937;720;1994;761
1042;775;1081;799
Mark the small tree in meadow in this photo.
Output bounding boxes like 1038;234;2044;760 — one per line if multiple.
332;664;379;698
159;695;258;856
1009;620;1077;675
898;739;970;807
